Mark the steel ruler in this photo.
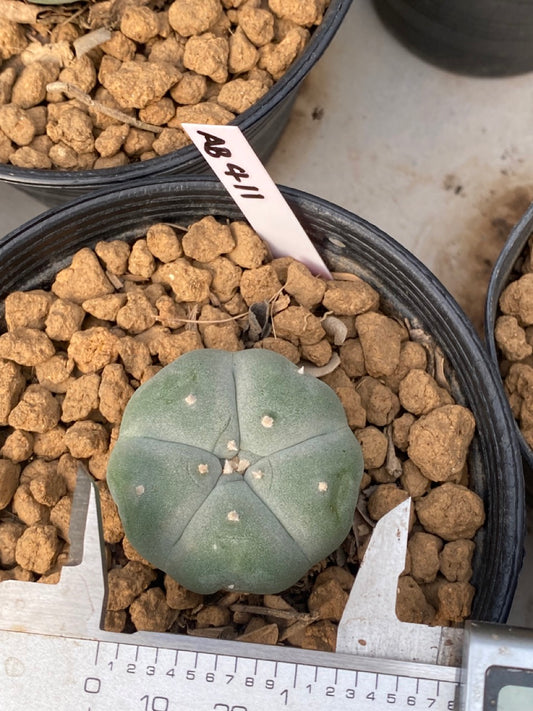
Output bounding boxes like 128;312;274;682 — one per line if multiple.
0;471;531;711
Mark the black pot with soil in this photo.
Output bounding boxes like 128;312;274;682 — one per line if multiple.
486;201;533;501
0;177;524;645
0;0;351;206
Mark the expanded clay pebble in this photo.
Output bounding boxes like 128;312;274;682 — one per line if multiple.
15;524;61;574
0;0;331;171
0;215;485;647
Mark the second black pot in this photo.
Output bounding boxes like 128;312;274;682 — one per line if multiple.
486;202;533;500
373;0;533;76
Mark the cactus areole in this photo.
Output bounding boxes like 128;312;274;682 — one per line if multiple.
107;349;364;594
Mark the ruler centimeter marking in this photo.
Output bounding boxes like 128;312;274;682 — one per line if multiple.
0;631;459;711
92;640;458;711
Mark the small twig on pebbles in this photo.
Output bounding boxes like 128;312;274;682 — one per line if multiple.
434;346;450;390
385;425;403;479
405;318;436;378
184;303;199;331
162;222;188;232
355;493;376;529
158;312;249;326
105;271;124;290
46;81;164;134
230;603;319;624
331;271;360;282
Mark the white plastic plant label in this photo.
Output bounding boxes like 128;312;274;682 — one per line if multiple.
182;123;332;279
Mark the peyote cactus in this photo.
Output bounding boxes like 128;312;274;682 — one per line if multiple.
107;349;364;594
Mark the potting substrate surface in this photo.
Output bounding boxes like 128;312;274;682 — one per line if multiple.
0;218;486;644
1;0;533;637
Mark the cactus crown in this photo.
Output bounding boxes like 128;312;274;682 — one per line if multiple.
107;348;364;594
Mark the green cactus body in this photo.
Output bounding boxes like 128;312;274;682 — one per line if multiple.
107;349;364;594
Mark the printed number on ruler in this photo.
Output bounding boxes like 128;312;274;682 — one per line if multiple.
197;130;264;199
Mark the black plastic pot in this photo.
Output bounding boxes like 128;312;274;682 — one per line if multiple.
485;202;533;500
0;176;525;623
373;0;533;77
0;0;351;207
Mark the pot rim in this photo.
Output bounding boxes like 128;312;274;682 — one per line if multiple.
485;200;533;470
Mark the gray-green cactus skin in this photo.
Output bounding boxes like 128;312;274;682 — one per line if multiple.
107;349;364;595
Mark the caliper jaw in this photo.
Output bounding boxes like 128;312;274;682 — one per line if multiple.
336;498;463;666
0;466;107;637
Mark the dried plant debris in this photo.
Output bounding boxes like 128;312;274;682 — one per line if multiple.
0;0;330;171
0;216;485;650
